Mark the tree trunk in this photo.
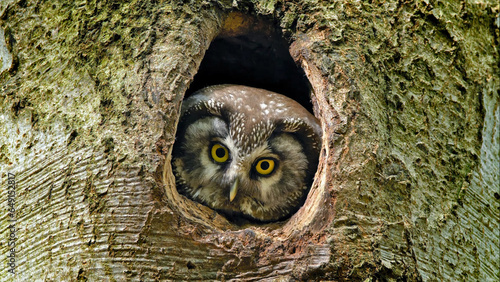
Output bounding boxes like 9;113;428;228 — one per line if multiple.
1;0;498;281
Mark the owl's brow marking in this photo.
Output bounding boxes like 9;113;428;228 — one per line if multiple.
282;118;303;132
228;112;247;155
204;100;223;115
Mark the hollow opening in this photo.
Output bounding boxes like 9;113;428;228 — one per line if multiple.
186;13;313;113
171;12;321;227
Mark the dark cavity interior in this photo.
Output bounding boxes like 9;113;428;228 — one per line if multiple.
186;15;313;113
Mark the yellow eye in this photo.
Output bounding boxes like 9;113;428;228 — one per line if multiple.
211;143;229;163
255;159;275;176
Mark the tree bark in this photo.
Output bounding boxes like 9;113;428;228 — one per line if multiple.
0;0;498;281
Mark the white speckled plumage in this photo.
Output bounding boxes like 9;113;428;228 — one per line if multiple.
172;84;322;222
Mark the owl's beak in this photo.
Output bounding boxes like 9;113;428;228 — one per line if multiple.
229;178;238;202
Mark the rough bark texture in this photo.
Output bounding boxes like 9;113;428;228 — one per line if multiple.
0;0;498;281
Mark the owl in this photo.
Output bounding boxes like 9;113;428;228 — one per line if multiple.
172;84;322;222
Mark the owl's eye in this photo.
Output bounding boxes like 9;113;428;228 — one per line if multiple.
255;158;276;176
210;143;229;163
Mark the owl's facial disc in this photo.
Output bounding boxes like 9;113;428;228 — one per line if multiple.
227;157;278;202
173;85;322;222
207;138;281;204
208;141;239;202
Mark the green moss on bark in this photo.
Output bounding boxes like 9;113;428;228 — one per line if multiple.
0;0;497;280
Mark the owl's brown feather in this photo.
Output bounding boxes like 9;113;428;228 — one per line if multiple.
172;85;321;222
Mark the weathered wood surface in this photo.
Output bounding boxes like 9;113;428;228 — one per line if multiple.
0;0;498;281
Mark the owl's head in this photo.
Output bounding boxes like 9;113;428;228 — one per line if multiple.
172;85;321;222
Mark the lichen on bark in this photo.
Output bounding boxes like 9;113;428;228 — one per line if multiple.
0;0;498;281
